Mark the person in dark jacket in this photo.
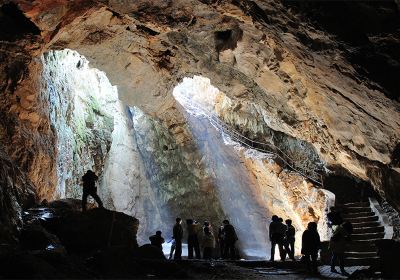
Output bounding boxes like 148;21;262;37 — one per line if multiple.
327;207;343;231
187;219;201;259
202;226;215;260
173;217;183;260
222;220;238;259
284;219;296;260
301;222;321;275
269;215;286;261
218;224;225;259
81;170;103;212
149;231;165;251
329;221;353;276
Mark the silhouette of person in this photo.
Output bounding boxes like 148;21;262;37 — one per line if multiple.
284;219;296;260
329;221;353;276
203;221;213;233
218;224;225;259
327;207;343;231
301;222;321;275
169;238;176;260
149;230;165;251
81;170;103;212
187;219;201;259
269;215;286;261
173;217;183;260
222;219;238;260
202;226;215;260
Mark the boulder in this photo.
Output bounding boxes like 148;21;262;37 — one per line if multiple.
376;239;400;278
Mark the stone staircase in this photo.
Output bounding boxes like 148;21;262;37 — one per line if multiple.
341;201;384;266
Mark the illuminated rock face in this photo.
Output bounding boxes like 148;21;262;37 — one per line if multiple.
15;0;396;209
0;0;399;250
41;49;117;199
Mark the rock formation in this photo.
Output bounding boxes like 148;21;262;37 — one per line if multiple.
0;0;399;256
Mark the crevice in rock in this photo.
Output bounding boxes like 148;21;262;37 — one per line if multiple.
0;2;40;41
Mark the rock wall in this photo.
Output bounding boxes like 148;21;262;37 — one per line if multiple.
18;0;397;209
0;0;399;250
41;49;117;199
0;148;36;243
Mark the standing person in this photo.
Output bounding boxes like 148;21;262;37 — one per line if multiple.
269;215;285;262
203;221;213;233
173;217;183;260
284;219;296;260
301;222;321;275
202;226;215;260
187;219;201;259
222;220;238;260
277;218;288;261
218;224;225;259
329;221;353;276
327;207;343;231
168;238;176;260
149;231;165;251
81;170;103;212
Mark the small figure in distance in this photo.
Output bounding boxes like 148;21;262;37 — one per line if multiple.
222;219;238;260
173;217;183;260
149;230;165;251
187;219;201;259
284;219;296;261
203;220;213;233
218;223;225;259
202;226;215;260
329;221;353;276
81;170;103;212
301;222;321;275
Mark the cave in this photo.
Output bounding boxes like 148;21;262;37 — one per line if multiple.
1;0;400;279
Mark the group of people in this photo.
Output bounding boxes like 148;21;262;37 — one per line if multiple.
269;216;296;262
268;210;353;276
148;218;238;260
81;170;354;276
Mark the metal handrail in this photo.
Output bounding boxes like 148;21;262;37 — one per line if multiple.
179;96;323;185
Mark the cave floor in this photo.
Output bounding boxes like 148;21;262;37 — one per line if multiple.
172;260;370;279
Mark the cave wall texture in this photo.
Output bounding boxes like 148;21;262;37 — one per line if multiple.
0;0;399;249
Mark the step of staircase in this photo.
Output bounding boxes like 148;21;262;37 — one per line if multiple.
345;256;379;266
343;206;371;213
353;226;384;234
343;202;370;207
344;215;379;223
342;211;375;219
345;251;378;258
351;221;381;228
351;232;385;241
348;240;377;252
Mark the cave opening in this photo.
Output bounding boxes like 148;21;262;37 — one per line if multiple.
172;75;334;258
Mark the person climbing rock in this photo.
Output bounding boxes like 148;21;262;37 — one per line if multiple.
284;219;296;260
202;226;215;260
222;219;238;260
149;230;165;251
329;221;353;276
81;170;103;212
301;222;321;275
269;215;285;261
187;219;201;259
173;217;183;260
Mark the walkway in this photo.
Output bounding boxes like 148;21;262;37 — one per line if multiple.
181;96;324;185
